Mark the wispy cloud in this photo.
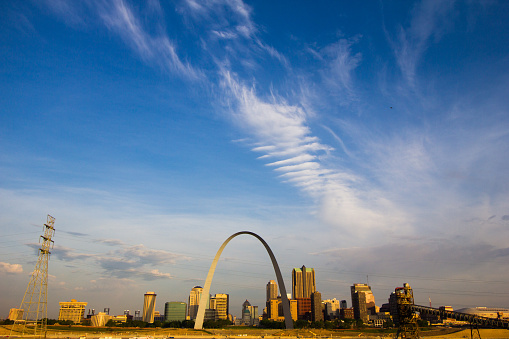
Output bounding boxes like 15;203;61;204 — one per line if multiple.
42;0;87;27
320;37;362;102
387;1;455;87
96;0;202;80
41;0;201;80
182;0;288;69
220;71;409;237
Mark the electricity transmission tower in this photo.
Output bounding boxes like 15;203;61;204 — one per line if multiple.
11;215;55;338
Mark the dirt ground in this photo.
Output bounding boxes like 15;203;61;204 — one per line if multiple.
2;325;509;338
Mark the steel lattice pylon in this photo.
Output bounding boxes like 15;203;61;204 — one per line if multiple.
11;215;55;338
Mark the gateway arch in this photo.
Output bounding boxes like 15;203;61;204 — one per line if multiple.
194;231;293;329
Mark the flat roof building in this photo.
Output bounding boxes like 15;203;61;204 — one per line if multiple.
165;302;187;322
58;299;87;323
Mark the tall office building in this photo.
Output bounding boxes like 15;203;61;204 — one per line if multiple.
58;299;87;323
143;292;157;323
311;291;323;322
189;286;209;320
292;265;316;320
292;265;316;299
210;293;229;320
266;280;278;301
351;284;375;323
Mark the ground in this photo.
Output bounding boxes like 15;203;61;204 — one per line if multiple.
1;325;509;338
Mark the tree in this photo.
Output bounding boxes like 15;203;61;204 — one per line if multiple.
383;319;394;328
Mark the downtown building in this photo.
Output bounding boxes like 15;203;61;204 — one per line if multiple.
188;286;208;320
165;302;187;322
323;298;341;320
143;292;157;323
241;300;259;326
58;299;87;323
351;284;376;323
265;279;298;322
210;293;229;320
292;265;321;320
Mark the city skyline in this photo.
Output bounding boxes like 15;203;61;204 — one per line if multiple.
1;0;509;319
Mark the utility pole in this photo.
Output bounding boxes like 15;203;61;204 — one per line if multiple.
11;215;55;338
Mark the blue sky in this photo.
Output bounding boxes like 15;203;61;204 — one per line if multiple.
1;0;509;319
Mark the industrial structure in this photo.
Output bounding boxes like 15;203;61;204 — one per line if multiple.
395;283;420;339
10;215;55;337
395;283;509;339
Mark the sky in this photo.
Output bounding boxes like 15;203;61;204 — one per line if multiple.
1;0;509;320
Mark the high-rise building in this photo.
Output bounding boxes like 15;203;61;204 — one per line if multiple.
165;302;187;322
58;299;87;323
311;291;323;322
292;265;316;299
266;280;278;301
210;294;229;320
188;286;207;320
266;297;298;322
340;300;348;309
323;298;340;320
143;292;157;323
351;284;375;323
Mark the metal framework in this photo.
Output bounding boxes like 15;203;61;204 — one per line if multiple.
395;283;420;339
11;215;55;337
397;284;509;339
411;305;509;329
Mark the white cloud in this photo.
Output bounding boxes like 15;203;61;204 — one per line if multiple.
320;38;362;101
221;71;410;238
97;0;202;80
0;262;23;274
389;1;455;87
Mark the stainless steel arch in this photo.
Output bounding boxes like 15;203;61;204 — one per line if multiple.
194;231;293;329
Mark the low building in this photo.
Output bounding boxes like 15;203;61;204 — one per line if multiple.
8;308;23;321
58;299;87;323
90;312;112;327
165;302;187;322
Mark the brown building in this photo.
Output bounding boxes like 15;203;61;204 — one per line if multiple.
296;297;312;320
311;291;323;322
340;308;354;320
